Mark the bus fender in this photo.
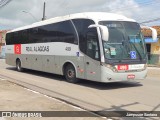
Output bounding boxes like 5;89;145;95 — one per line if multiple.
62;61;77;77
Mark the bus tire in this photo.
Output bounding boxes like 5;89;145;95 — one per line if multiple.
64;64;79;83
16;59;23;72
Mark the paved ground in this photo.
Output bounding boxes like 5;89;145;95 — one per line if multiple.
0;59;160;120
147;67;160;78
0;80;104;120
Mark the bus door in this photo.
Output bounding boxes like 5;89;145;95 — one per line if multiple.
84;31;101;81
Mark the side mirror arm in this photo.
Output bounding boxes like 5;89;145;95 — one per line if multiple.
88;24;109;41
141;25;157;41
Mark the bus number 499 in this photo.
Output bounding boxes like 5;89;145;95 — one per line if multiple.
65;47;71;51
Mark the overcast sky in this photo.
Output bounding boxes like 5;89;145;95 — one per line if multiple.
0;0;160;30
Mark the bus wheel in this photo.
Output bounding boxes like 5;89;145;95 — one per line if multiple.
16;59;23;72
64;64;78;83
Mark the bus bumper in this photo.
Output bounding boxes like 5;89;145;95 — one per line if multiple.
101;66;147;83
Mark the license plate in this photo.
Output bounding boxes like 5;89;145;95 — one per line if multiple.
127;75;135;79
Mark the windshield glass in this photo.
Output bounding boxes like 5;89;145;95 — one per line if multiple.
99;21;147;61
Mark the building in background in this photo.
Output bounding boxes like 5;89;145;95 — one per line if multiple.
0;30;8;58
142;26;160;65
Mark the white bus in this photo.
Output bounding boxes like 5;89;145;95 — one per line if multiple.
5;12;157;83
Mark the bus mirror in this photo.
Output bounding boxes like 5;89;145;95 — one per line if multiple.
88;24;109;41
150;27;157;41
141;26;157;41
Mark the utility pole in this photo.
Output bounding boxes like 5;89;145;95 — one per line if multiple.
42;2;46;21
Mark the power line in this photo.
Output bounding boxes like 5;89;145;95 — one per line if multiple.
106;0;160;23
0;0;12;8
140;17;160;24
108;0;158;12
134;2;160;21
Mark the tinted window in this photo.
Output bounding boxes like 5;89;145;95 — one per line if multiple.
28;20;78;44
86;31;100;60
29;28;40;43
21;30;29;44
73;19;95;53
72;19;100;61
14;32;20;44
6;33;13;45
6;20;78;45
58;21;77;44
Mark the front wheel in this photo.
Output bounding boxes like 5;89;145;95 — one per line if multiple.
16;59;23;72
64;64;79;83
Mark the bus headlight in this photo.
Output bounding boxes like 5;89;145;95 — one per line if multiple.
105;64;118;72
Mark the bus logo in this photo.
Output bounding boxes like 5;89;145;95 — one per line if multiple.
14;44;21;54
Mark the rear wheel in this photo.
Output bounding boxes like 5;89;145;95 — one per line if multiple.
64;64;79;83
16;59;23;72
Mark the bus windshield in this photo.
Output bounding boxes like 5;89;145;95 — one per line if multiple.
99;21;147;62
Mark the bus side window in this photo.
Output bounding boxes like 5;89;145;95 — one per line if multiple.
14;32;21;44
86;31;100;60
72;19;95;54
6;33;12;45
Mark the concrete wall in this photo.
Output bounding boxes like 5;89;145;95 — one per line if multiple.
149;39;160;65
0;31;7;54
151;40;160;54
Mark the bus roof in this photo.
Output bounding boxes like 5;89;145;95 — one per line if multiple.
9;12;136;33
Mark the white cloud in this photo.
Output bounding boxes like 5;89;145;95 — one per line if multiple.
0;0;160;29
0;18;24;26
